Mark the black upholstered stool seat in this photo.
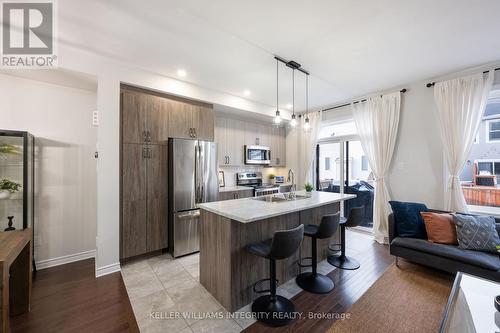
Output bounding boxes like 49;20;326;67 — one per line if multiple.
303;224;319;236
247;239;272;258
296;213;340;294
328;206;364;270
248;224;304;327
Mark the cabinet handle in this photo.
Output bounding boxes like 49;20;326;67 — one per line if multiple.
226;156;229;164
189;128;194;138
147;131;151;142
148;147;152;158
193;128;197;138
227;156;230;165
143;131;147;142
142;147;147;158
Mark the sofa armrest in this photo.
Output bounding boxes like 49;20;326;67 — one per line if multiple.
388;213;397;243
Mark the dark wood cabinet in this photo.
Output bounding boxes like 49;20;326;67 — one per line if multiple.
121;143;168;258
167;99;214;140
120;85;214;260
146;144;168;252
121;144;147;258
122;90;170;144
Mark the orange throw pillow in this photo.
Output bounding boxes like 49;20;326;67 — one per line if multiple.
420;212;458;245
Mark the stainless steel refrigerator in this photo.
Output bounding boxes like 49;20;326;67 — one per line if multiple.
168;138;218;257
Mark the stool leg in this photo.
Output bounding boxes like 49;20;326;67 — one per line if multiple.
327;225;360;270
251;258;295;327
296;236;334;294
340;225;346;259
311;237;317;277
269;259;276;301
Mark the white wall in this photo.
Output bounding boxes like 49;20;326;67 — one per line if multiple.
0;73;97;265
388;80;444;209
317;80;446;208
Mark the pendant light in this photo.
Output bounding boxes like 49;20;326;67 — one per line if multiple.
290;69;297;128
274;59;281;125
303;74;311;131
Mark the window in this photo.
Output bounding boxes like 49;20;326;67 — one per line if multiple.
460;78;500;210
318;120;357;139
361;155;368;171
487;119;500;142
317;116;374;231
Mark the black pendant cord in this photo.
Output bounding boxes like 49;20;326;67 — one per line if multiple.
426;67;499;88
276;59;279;109
292;69;295;117
305;74;309;120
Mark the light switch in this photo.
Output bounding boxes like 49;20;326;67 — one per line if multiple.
92;110;99;126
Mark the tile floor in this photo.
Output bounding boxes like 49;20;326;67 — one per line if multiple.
121;231;372;333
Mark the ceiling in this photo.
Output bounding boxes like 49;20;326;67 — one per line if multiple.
59;0;500;111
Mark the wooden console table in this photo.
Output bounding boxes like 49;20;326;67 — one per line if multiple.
0;229;32;333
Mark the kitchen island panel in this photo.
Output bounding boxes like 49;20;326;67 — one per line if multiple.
200;202;340;311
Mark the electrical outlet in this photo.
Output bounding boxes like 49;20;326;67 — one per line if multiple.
92;110;99;126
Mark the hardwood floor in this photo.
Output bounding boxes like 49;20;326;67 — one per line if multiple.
244;230;394;333
10;259;139;333
9;231;391;333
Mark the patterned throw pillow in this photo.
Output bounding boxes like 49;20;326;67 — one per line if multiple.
452;214;500;254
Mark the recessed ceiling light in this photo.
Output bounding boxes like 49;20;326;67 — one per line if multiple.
286;103;293;109
243;90;251;96
177;69;187;77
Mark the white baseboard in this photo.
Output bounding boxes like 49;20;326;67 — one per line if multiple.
96;262;121;277
36;249;96;270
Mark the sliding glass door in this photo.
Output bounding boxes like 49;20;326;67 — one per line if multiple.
317;138;374;231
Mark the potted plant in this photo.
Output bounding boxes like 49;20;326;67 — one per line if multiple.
304;182;314;196
0;144;21;155
268;173;276;185
0;179;22;200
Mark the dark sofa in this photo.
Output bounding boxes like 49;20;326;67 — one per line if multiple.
389;209;500;282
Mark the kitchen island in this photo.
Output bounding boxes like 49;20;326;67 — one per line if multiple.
197;190;356;311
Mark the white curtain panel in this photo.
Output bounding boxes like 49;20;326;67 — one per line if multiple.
298;111;322;188
434;70;494;213
352;92;401;244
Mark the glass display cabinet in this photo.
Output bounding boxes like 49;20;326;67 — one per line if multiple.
0;130;34;231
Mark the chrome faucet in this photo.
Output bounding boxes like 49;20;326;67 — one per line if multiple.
287;169;296;199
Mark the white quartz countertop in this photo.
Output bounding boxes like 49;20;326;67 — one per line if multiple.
198;190;356;223
218;186;254;193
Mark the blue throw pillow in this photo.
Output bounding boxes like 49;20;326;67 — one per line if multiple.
389;201;429;239
452;214;500;254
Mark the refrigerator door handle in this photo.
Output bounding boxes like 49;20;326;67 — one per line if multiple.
194;144;199;203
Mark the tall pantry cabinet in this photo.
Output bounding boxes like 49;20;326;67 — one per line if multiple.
120;85;214;260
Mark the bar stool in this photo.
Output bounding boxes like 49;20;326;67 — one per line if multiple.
296;213;340;294
247;224;304;327
328;206;364;270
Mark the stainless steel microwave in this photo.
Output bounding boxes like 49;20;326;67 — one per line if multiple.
244;145;271;165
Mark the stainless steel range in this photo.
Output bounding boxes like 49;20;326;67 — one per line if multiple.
236;172;280;196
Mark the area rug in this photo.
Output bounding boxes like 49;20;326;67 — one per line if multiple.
328;261;454;333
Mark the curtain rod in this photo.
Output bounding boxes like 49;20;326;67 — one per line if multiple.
426;67;500;88
321;88;407;112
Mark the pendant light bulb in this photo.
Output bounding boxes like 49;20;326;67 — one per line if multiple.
303;116;311;131
290;114;297;128
274;110;281;124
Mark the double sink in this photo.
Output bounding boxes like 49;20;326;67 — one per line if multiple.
252;193;309;203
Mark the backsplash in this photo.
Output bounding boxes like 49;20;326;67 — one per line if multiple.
219;165;289;187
